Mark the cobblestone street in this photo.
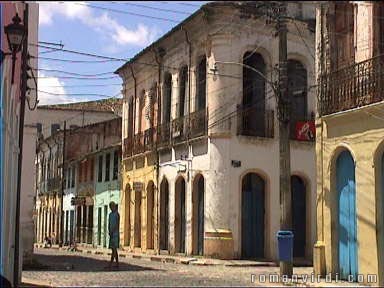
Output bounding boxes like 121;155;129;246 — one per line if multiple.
22;248;313;287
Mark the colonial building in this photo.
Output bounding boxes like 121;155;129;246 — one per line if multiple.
1;2;39;284
116;1;316;261
314;1;384;284
35;99;122;247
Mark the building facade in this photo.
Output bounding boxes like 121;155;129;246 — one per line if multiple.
117;1;316;261
314;1;384;284
94;146;121;248
35;99;122;247
1;1;38;284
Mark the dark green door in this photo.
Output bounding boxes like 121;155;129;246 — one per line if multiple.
291;176;306;258
241;173;265;259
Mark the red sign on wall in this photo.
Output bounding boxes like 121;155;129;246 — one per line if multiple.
295;121;315;141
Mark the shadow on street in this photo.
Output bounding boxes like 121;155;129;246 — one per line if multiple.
24;253;159;273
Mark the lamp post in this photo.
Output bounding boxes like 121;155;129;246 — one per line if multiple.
4;7;28;287
4;13;26;84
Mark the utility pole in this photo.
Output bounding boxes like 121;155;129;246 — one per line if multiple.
277;2;293;277
14;4;28;287
60;121;67;246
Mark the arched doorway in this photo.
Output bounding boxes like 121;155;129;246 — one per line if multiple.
241;173;265;259
124;184;131;246
336;150;357;279
146;181;155;250
134;189;142;248
160;178;169;251
192;174;205;255
175;177;186;253
291;175;306;258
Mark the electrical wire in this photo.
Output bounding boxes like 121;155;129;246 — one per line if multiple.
32;68;115;77
68;2;182;23
37;75;119;80
120;2;190;15
31;55;121;64
36;89;121;99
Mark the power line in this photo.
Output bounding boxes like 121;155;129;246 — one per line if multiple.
40;83;122;88
32;55;121;64
32;43;179;70
36;75;119;80
120;2;190;15
33;68;116;77
69;2;182;23
175;2;202;8
36;89;121;99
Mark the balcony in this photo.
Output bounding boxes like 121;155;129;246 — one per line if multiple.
172;114;188;144
38;181;47;195
189;108;208;139
144;128;155;151
237;105;274;138
47;177;61;192
133;132;144;154
157;122;171;148
123;137;133;158
319;54;384;116
289;113;315;141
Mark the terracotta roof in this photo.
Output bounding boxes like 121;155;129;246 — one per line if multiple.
38;97;123;114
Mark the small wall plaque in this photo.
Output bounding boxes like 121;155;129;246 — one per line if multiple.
231;160;241;168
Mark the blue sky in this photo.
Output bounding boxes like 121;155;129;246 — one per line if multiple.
38;1;207;105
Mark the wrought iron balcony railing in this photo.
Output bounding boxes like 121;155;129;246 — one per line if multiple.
123;137;133;158
237;105;274;138
144;128;155;151
47;177;61;192
172;114;188;144
189;108;208;139
157;122;171;148
319;54;384;116
133;132;144;154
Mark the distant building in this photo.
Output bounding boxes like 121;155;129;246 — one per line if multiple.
116;1;316;261
315;1;384;284
34;99;122;247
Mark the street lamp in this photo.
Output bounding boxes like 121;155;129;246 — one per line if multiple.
4;13;26;84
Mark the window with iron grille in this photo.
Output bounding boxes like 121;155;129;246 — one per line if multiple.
196;57;206;111
105;153;110;182
98;155;103;182
113;150;119;180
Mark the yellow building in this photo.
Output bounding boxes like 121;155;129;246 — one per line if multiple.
120;155;158;253
314;2;384;284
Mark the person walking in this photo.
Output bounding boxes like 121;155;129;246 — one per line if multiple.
108;201;120;270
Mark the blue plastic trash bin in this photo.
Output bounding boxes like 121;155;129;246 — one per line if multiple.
276;230;294;262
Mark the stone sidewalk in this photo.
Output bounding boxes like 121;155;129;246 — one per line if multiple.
26;246;373;287
34;243;278;267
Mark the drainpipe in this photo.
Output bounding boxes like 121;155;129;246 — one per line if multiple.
152;47;162;254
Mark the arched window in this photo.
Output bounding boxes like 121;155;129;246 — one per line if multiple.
178;66;188;118
288;60;309;140
138;89;145;133
241;52;266;136
128;97;134;139
288;60;307;118
196;57;206;111
162;73;172;123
